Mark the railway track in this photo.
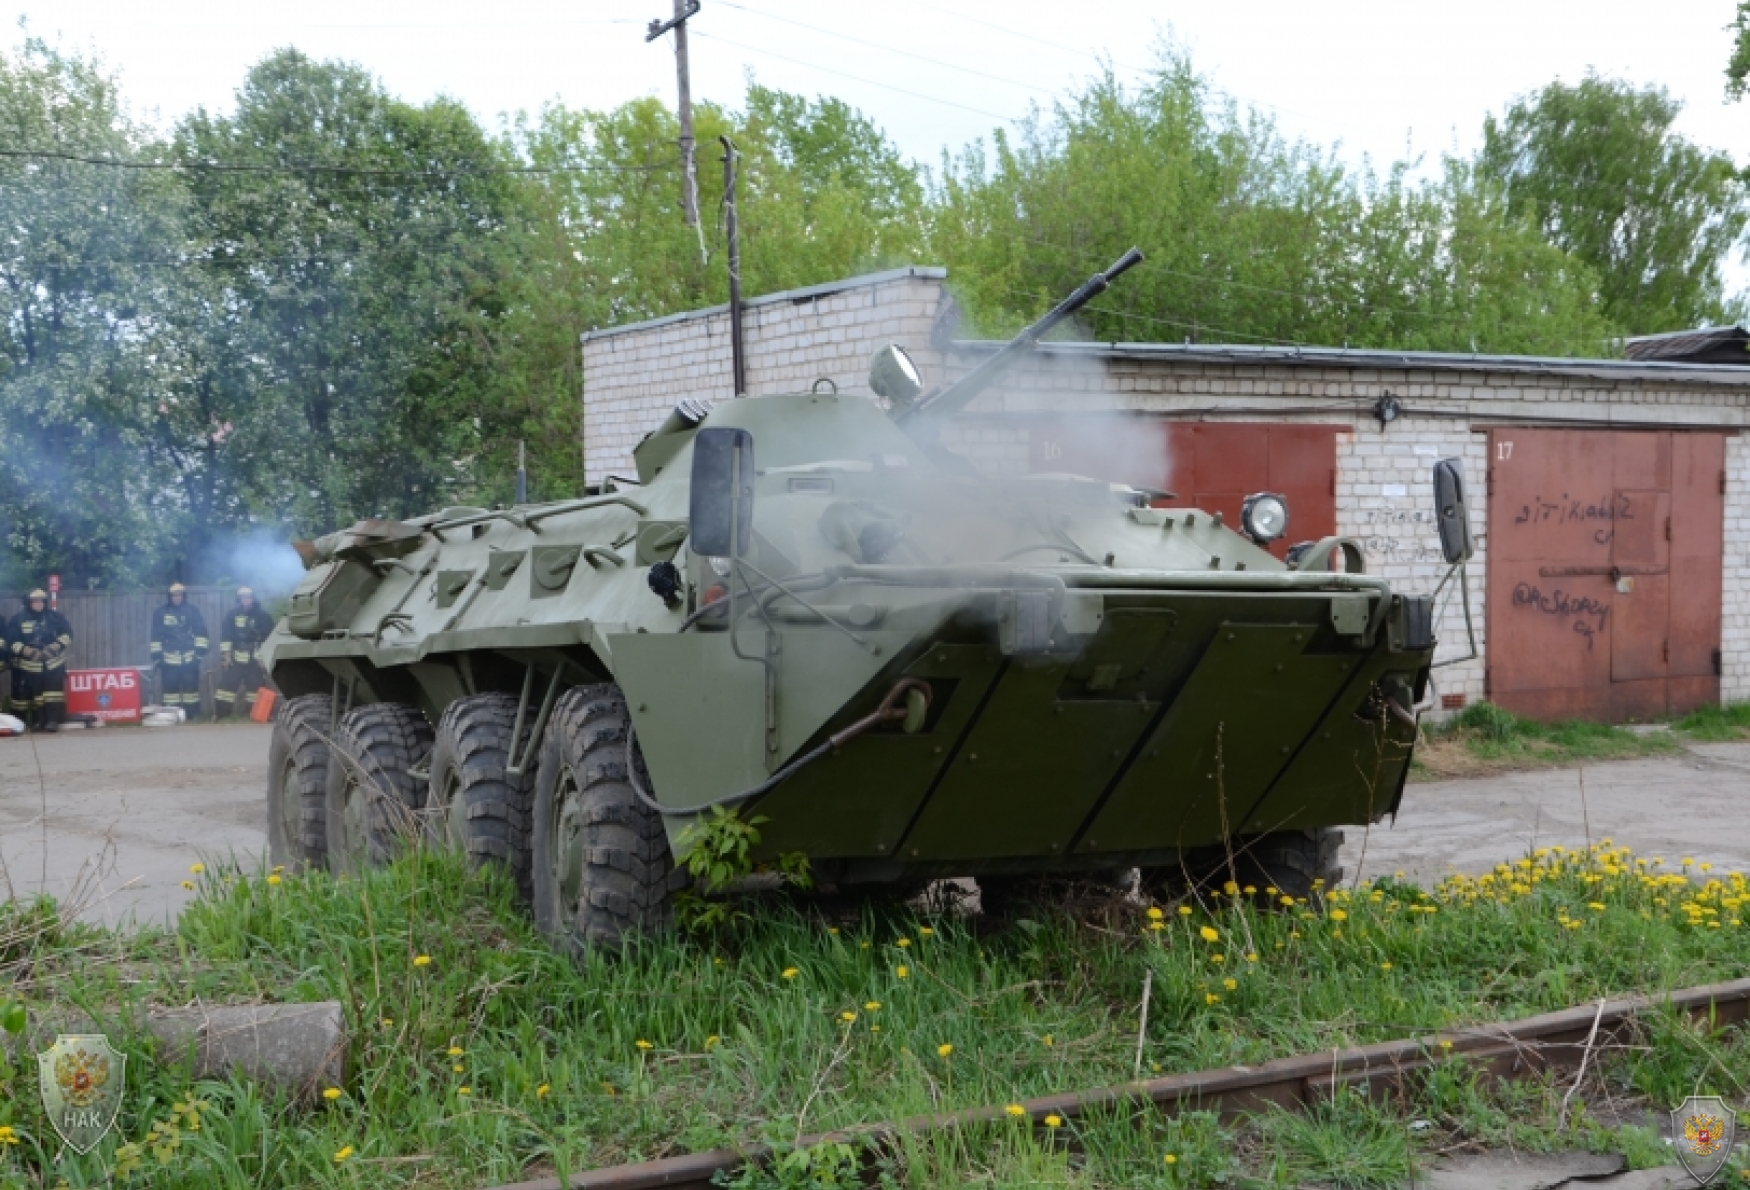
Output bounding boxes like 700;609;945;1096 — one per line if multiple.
483;976;1750;1190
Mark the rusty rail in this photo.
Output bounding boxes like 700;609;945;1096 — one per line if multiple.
483;977;1750;1190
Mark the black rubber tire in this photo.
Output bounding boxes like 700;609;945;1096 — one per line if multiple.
427;692;535;904
1242;828;1345;901
324;702;435;876
266;694;333;871
530;684;685;954
1141;828;1345;904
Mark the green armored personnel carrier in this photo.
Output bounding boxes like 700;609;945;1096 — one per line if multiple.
264;250;1460;950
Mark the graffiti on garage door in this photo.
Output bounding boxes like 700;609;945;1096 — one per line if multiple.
1486;429;1724;722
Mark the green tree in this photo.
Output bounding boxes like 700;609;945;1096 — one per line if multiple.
0;40;193;587
489;82;925;495
927;53;1615;355
174;49;520;536
1477;74;1746;334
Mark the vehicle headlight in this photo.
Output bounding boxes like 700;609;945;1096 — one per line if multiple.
1240;492;1289;544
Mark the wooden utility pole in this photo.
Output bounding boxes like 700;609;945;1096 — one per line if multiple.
646;0;702;226
721;135;746;396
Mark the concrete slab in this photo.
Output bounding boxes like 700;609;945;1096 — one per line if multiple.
1342;743;1750;888
1416;1151;1691;1190
0;723;268;926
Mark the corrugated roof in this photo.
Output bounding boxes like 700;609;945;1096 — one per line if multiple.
1623;325;1750;365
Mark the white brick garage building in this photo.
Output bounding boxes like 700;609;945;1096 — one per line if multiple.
582;268;1750;721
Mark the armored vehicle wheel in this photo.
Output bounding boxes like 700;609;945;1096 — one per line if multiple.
267;694;334;871
1141;828;1345;904
324;703;435;875
426;693;534;903
531;684;685;954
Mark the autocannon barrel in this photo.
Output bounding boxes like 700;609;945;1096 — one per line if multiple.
896;246;1143;430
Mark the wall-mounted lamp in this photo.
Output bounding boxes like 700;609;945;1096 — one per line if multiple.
1373;392;1402;428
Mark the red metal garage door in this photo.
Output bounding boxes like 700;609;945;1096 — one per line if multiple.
1485;428;1724;722
1031;421;1341;560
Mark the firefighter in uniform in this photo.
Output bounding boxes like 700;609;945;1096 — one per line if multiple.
7;589;73;731
149;583;209;716
216;587;275;720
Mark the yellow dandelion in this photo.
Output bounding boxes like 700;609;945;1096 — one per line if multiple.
919;926;935;937
828;927;839;934
840;1011;857;1023
705;1035;722;1048
1199;926;1219;943
413;954;432;967
380;1018;394;1028
180;880;194;890
1279;895;1294;906
189;862;205;875
896;938;912;948
1146;906;1164;921
1243;885;1256;895
1205;993;1221;1005
1148;921;1165;932
322;1087;342;1101
1005;1103;1026;1118
537;1083;550;1097
937;1043;953;1057
267;874;282;886
1588;902;1606;911
1177;905;1193;916
457;1086;471;1096
865;1001;881;1011
1329;909;1348;921
1381;961;1393;971
1042;1034;1054;1046
1210;952;1225;963
1164;1153;1178;1165
1044;1114;1063;1128
781;967;800;979
334;1145;355;1163
895;965;909;978
447;1046;464;1057
452;1064;464;1073
635;1039;653;1051
1245;952;1258;963
1223;978;1237;991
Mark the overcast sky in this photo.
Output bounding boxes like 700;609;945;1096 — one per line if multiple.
11;0;1750;266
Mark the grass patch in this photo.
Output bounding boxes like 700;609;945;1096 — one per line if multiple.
0;846;1745;1188
1413;701;1685;780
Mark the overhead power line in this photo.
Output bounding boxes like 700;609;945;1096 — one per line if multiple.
0;148;680;177
717;1;1056;97
690;30;1016;122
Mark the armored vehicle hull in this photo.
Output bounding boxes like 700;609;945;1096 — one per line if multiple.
263;251;1446;949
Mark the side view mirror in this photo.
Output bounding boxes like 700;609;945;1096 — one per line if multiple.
689;427;755;557
868;344;924;405
1433;457;1475;564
